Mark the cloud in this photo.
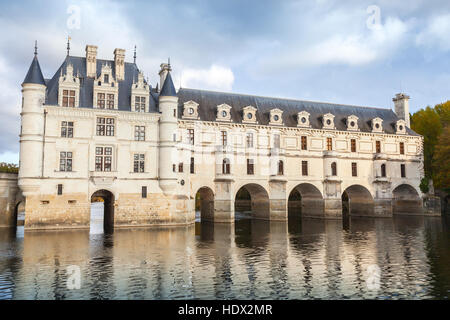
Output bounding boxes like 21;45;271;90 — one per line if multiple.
416;14;450;51
175;65;235;91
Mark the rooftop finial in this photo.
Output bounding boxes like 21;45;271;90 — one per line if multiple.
34;40;38;57
168;57;171;68
133;45;137;64
67;36;71;56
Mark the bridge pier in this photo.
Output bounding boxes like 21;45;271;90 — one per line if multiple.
0;173;20;228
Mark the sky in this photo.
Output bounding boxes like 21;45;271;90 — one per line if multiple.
0;0;449;164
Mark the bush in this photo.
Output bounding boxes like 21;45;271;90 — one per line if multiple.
420;176;430;194
0;162;19;173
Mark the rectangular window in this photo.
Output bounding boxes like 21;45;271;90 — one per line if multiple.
376;141;381;153
173;164;176;172
188;129;195;145
247;159;254;175
401;164;406;178
274;134;280;148
57;184;63;195
301;136;307;150
142;186;147;198
381;164;386;177
134;126;145;141
190;157;195;174
351;162;357;177
96;117;115;136
97;93;105;109
61;121;74;138
302;160;308;176
400;142;405;155
95;147;112;172
351;139;356;152
133;154;145;173
59;151;73;172
178;162;184;173
104;74;109;83
135;96;146;112
62;90;75;107
221;131;227;146
246;133;253;148
107;94;115;109
327;137;333;151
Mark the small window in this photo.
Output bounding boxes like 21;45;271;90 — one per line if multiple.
95;147;112;172
351;139;356;152
327;137;333;151
247;159;254;175
188;129;195;145
221;131;227;146
97;93;105;109
104;74;109;83
246;133;254;148
57;184;63;195
277;160;284;175
173;109;176;117
178;163;184;173
107;94;114;109
351;162;357;177
381;164;386;177
173;164;176;172
190;157;195;174
96;117;115;136
401;164;406;178
400;142;405;155
62;90;75;107
133;154;145;173
376;141;381;153
135;96;146;112
61;121;74;138
134;126;145;141
142;186;147;198
301;136;307;150
302;161;308;176
60;151;73;172
331;162;337;176
222;158;230;174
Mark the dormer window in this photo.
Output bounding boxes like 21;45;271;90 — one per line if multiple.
395;120;406;134
243;106;257;124
62;90;75;107
131;71;149;112
216;104;232;122
183;101;199;119
269;108;283;125
94;64;119;110
371;117;383;133
347;115;359;131
58;63;80;108
322;113;335;129
297;111;310;127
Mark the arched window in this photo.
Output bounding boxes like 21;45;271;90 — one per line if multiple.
331;162;337;176
222;158;230;174
381;164;386;177
277;160;284;175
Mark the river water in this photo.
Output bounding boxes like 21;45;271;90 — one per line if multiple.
0;214;449;300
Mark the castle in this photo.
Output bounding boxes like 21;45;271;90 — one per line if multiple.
15;43;437;231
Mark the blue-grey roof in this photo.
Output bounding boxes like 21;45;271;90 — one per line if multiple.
177;88;419;135
160;71;177;97
23;56;45;85
45;56;159;112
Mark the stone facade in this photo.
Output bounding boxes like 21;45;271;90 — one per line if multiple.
11;43;440;231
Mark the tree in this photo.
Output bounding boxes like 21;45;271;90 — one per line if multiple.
0;162;19;173
432;126;450;192
435;101;450;127
411;106;442;177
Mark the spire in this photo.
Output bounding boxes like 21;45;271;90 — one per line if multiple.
67;36;71;56
159;71;177;97
23;41;45;85
133;45;137;64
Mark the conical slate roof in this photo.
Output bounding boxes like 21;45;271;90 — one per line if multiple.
159;71;177;97
22;56;45;85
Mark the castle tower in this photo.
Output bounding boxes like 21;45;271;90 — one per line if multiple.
158;68;178;195
18;44;47;196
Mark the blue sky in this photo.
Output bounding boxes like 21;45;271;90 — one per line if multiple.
0;0;449;164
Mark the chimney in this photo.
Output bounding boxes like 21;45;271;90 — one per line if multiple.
393;93;410;127
159;63;171;92
114;48;125;81
85;45;98;78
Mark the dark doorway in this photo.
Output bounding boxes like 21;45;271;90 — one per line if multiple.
90;190;115;233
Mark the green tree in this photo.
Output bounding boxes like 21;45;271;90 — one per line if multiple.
411;106;442;177
435;101;450;127
432;126;450;191
0;162;19;173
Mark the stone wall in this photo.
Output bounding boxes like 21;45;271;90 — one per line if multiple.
0;172;20;227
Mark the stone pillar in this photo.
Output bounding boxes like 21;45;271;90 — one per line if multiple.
0;173;19;227
373;179;393;217
269;178;287;221
323;179;342;219
214;179;234;223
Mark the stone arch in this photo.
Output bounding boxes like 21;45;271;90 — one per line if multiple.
90;189;115;233
195;186;215;222
392;184;422;215
14;200;25;228
288;183;324;218
342;184;374;217
234;183;270;220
